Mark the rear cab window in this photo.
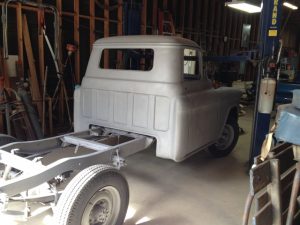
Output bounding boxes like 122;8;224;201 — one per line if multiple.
99;49;154;71
183;48;202;80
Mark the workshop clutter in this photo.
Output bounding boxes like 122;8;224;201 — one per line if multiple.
0;1;75;140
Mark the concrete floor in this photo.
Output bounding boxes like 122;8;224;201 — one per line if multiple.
1;109;254;225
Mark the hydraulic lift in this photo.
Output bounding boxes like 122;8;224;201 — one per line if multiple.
250;0;283;164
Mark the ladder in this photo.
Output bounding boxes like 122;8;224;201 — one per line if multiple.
158;10;175;36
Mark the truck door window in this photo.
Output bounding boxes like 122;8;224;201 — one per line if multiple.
184;48;200;80
99;49;154;71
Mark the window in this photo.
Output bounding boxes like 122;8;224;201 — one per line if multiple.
183;48;200;80
99;49;154;71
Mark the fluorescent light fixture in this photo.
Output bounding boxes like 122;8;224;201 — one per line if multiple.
225;1;262;13
283;2;298;10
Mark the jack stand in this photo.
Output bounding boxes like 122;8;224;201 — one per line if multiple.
23;201;31;220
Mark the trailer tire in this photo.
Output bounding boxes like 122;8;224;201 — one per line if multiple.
54;164;129;225
0;134;17;146
208;117;239;158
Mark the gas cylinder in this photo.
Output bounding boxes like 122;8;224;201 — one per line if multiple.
258;78;276;114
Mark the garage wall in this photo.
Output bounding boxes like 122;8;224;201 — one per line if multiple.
1;0;298;83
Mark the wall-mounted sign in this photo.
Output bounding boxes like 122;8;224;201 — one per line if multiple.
268;0;280;37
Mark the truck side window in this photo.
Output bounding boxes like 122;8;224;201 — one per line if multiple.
99;49;154;71
183;48;200;80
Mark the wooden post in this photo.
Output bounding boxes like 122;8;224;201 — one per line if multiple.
208;0;216;51
187;0;193;39
37;1;45;85
202;0;209;50
16;3;23;79
56;0;64;124
48;98;53;135
103;0;109;68
0;48;10;88
74;0;80;83
231;12;239;51
152;0;158;34
23;15;43;120
219;5;228;55
194;0;202;44
141;0;147;35
213;2;222;53
117;0;123;69
56;0;63;72
0;114;3;133
90;0;95;51
117;0;123;36
236;13;243;50
171;0;177;29
180;0;185;35
163;0;168;9
226;10;233;55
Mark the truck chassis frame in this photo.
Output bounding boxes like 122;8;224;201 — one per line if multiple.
0;126;153;221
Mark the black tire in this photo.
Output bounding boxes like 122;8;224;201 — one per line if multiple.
208;117;239;158
54;164;129;225
0;134;17;146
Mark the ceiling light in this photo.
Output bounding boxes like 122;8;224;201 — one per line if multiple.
283;2;298;10
225;0;262;13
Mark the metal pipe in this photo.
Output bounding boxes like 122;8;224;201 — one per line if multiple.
2;0;61;65
276;40;283;64
286;163;300;225
42;66;48;135
242;193;254;225
276;40;283;81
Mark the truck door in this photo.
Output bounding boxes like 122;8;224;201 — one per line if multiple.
183;48;220;148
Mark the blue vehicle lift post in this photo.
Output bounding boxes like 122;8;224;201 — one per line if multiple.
249;0;282;165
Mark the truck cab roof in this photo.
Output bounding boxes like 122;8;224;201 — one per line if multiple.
94;35;201;48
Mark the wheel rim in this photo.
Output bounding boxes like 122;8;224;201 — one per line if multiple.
81;186;121;225
215;124;235;151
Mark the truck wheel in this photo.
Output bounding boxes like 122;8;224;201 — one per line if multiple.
54;165;129;225
0;134;17;146
208;118;239;158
